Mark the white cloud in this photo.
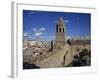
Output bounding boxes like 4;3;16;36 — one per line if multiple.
32;28;37;32
64;20;69;23
23;32;28;36
85;35;90;38
39;27;46;31
34;32;43;37
29;11;35;14
28;36;36;39
33;27;46;32
32;27;46;38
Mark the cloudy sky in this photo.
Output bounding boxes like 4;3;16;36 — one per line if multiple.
23;10;91;41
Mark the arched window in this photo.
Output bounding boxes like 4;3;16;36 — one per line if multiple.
59;28;61;32
63;28;64;32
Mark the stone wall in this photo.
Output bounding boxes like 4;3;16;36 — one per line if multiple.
64;44;73;66
35;44;72;68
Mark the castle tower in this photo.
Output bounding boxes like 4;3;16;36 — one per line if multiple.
55;17;66;48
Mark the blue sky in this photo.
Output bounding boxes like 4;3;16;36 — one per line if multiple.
23;10;91;41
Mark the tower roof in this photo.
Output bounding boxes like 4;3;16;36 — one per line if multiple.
58;17;64;23
57;17;65;26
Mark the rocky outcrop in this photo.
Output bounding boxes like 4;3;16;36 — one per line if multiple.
34;44;72;68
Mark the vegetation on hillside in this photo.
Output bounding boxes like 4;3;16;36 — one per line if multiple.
65;49;91;67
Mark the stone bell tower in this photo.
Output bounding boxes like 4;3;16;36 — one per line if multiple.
55;17;66;48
